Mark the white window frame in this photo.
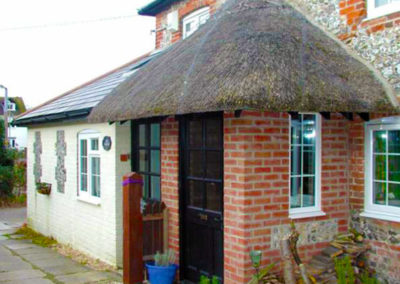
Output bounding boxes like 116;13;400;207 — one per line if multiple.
367;0;400;20
182;6;210;39
78;130;101;205
289;113;325;219
362;117;400;222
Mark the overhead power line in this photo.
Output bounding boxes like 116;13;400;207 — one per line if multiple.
0;14;139;32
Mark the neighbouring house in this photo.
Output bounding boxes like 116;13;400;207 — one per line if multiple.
15;0;400;283
1;97;27;149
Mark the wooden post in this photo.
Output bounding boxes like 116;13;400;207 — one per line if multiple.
123;172;144;284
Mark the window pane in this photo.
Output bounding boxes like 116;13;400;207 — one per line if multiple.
303;146;315;175
291;146;302;176
91;175;100;197
91;157;100;175
388;130;400;153
290;117;302;145
150;150;161;174
373;182;387;205
189;120;202;147
91;138;99;151
389;183;400;207
290;177;301;208
206;119;221;148
151;176;161;201
303;177;315;207
374;154;386;181
374;131;387;153
375;0;389;7
206;182;221;212
81;173;88;192
139;124;146;147
188;180;203;208
302;115;316;145
143;175;149;198
80;140;87;156
206;151;222;179
389;155;400;182
139;150;148;172
189;150;203;177
150;123;160;147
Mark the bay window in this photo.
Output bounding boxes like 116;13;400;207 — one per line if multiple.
182;7;210;39
367;0;400;19
78;131;101;202
289;113;324;218
363;118;400;222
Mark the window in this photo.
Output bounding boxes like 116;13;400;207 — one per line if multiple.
78;131;101;202
182;7;210;39
133;122;161;200
367;0;400;19
363;118;400;222
289;113;324;219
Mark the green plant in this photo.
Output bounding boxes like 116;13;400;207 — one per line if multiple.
36;182;51;195
335;256;355;284
15;225;57;247
359;271;380;284
0;165;14;197
247;263;275;284
154;250;175;266
199;275;220;284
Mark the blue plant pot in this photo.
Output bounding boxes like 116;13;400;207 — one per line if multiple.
146;262;178;284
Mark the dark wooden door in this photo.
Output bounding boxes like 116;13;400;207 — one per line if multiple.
180;114;224;282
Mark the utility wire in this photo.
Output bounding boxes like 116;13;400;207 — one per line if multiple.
0;14;139;32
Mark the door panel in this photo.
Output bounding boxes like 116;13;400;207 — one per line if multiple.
181;114;224;282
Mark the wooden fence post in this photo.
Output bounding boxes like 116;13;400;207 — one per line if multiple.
123;172;144;284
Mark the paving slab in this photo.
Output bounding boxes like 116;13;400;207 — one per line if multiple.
56;271;118;284
5;242;37;250
33;256;78;269
9;234;25;239
44;263;90;276
0;260;32;272
13;246;52;256
0;236;7;241
22;251;65;262
0;269;45;281
3;278;54;284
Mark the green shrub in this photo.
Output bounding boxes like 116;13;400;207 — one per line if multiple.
0;165;14;197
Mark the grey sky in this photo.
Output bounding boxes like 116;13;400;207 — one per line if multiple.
0;0;155;109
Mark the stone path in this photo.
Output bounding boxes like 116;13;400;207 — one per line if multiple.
0;207;122;283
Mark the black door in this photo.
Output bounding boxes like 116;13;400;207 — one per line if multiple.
180;113;224;282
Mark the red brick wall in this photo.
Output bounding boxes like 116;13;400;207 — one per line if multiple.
348;114;400;282
223;111;350;282
161;117;180;261
155;0;219;49
338;0;400;39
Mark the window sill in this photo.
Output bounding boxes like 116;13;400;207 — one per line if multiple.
360;211;400;223
77;196;101;206
289;210;326;219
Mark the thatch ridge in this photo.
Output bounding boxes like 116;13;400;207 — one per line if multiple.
89;0;398;123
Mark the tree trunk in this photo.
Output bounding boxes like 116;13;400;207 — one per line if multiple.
280;237;296;284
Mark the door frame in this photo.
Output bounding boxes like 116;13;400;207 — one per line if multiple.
178;112;224;281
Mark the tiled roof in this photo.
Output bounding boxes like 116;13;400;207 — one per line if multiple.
16;52;159;124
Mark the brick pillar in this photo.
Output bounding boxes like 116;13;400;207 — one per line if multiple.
161;117;180;262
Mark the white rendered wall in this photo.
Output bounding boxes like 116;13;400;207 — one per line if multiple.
26;121;131;267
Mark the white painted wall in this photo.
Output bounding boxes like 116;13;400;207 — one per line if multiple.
26;121;131;267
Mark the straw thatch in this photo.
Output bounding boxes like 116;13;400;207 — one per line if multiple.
89;0;398;123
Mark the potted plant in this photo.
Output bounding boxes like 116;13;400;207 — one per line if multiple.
146;250;178;284
36;182;51;195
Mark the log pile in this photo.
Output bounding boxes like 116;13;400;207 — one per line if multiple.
306;230;370;283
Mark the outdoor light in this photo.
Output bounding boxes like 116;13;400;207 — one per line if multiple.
250;250;262;268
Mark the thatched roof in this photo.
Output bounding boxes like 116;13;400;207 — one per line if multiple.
89;0;399;123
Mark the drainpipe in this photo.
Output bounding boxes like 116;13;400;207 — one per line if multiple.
0;85;8;147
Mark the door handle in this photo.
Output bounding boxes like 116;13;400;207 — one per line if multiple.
198;213;208;221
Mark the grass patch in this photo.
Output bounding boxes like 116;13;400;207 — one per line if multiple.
15;225;57;247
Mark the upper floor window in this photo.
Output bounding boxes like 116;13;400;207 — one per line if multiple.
289;113;324;219
368;0;400;19
78;130;101;202
363;117;400;222
133;122;161;200
182;7;210;39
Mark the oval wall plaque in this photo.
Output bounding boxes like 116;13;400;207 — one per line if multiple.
102;136;112;151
